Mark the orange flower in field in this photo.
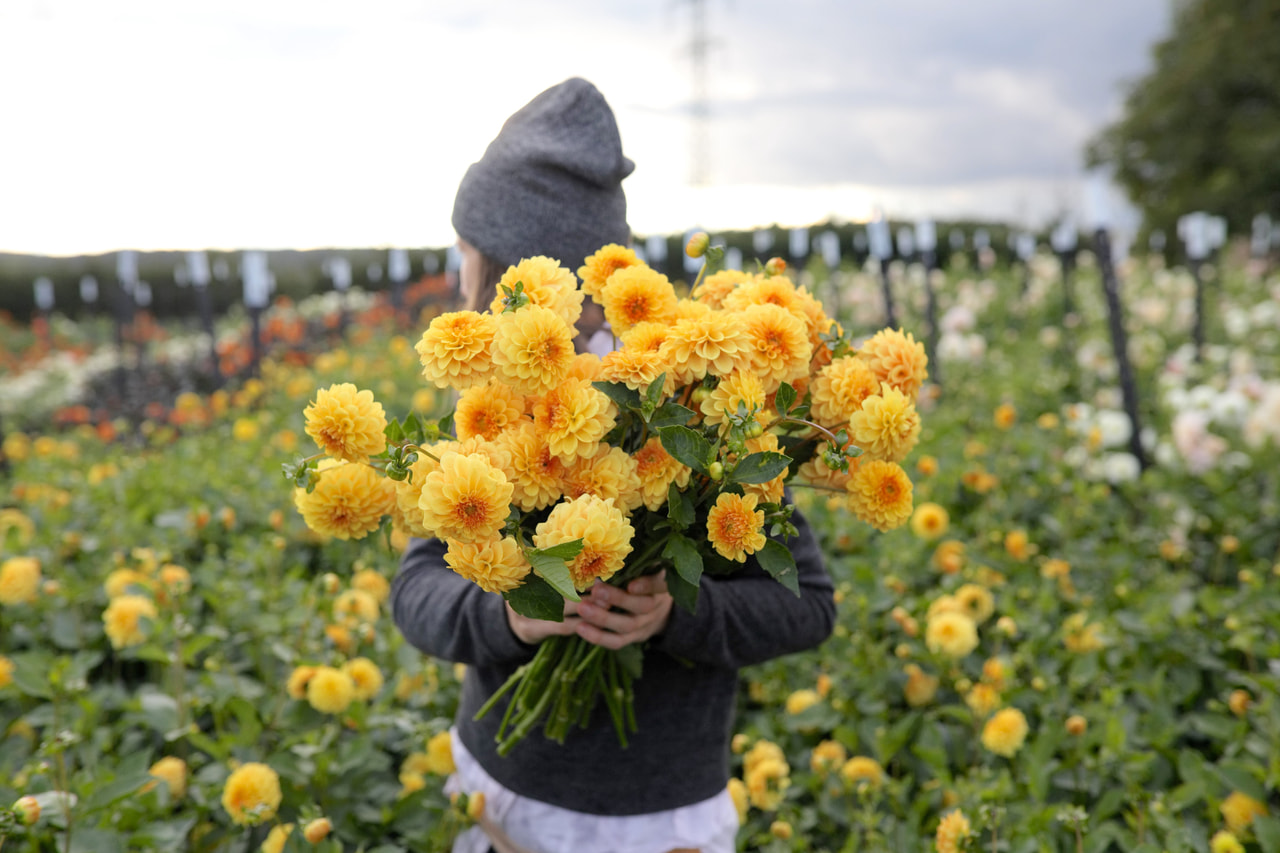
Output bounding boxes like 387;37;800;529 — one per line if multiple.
810;356;880;425
600;347;670;393
740;303;812;392
981;707;1029;757
534;495;635;591
706;492;767;563
935;810;972;853
455;380;525;441
532;379;617;463
910;502;949;540
692;269;752;308
578;244;642;299
304;383;388;463
444;536;531;593
294;459;396;541
490;256;583;326
1005;529;1031;560
858;328;928;401
491;304;576;395
417;453;513;543
415;311;496;390
221;762;281;826
493;422;565;512
562;446;643;513
702;370;766;427
846;460;913;532
658;311;750;386
633;437;691;511
848;383;921;463
994;403;1017;430
600;265;678;334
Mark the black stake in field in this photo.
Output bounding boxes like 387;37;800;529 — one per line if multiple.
915;220;940;387
1178;212;1212;364
867;217;896;329
1094;227;1149;472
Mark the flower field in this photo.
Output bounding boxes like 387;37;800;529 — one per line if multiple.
1;248;1278;852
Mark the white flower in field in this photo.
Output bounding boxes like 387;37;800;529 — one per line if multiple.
1096;410;1132;448
1038;326;1061;349
1186;385;1218;411
1222;307;1249;339
1251;299;1278;328
1243;384;1280;448
1063;445;1089;469
1171;411;1227;475
1101;453;1140;483
940;305;976;334
1094;388;1122;411
1131;297;1169;327
1222;451;1252;471
1208;389;1250;427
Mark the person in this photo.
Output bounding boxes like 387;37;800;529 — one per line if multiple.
390;77;836;853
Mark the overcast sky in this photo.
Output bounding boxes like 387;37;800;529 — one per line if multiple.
0;0;1170;255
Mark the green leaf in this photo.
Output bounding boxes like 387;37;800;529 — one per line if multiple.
662;533;704;587
665;568;699;614
534;539;585;561
729;451;791;484
10;652;54;698
757;540;800;596
647;401;695;430
528;549;582;602
774;382;796;414
658;425;712;474
646;373;667;405
183;729;229;760
593;380;641;410
667;483;696;530
81;768;151;815
1254;816;1280;853
384;418;405;443
504;574;566;622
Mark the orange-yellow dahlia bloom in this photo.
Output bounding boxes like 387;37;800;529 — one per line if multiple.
600;347;670;393
531;378;617;463
417;452;513;544
849;383;921;463
492;422;565;512
491;304;577;395
633;437;692;511
415;311;496;390
304;383;387;463
533;495;635;591
702;370;766;427
490;256;583;327
455;380;526;441
981;707;1030;757
578;244;642;299
935;810;972;853
846;459;913;532
692;269;752;308
926;611;979;658
740;303;812;392
342;657;384;701
103;594;158;648
562;446;643;514
307;665;356;713
706;492;767;563
600;265;678;335
0;556;41;606
659;312;750;387
810;356;880;426
444;536;531;594
859;328;928;401
294;459;395;541
221;762;282;826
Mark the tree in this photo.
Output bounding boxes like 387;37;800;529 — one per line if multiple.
1086;0;1280;239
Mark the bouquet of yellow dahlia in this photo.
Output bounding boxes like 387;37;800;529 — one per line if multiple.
285;238;928;754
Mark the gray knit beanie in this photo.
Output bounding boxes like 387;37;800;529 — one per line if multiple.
451;77;635;271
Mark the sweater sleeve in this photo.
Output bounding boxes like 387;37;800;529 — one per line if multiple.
651;505;836;670
391;536;538;667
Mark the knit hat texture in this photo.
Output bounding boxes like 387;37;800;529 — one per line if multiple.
451;77;635;271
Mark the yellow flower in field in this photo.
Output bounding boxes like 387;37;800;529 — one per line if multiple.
621;321;671;353
352;568;391;604
600;346;669;393
839;756;885;789
455;380;525;442
1228;689;1251;717
744;740;786;777
1004;529;1031;560
739;303;812;392
158;564;191;597
706;492;767;563
926;611;979;659
810;356;880;426
426;730;456;775
701;370;766;428
307;665;356;714
785;689;820;715
304;383;388;463
0;557;41;606
600;265;678;334
343;657;384;700
491;304;577;395
294;459;395;541
2;432;31;461
770;820;793;840
692;269;752;308
304;818;333;843
493;423;565;512
399;769;427;796
286;665;316;700
722;274;805;319
1065;715;1087;736
727;777;749;823
910;502;949;540
0;654;13;691
103;594;157;648
849;383;921;463
935;809;972;853
954;584;995;623
904;664;940;707
221;762;281;826
0;508;35;547
916;455;938;476
232;417;259;442
534;495;635;591
260;823;294;853
633;438;692;512
579;244;642;299
982;657;1009;690
532;378;617;463
810;740;847;775
846;460;914;532
490;256;583;327
444;536;531;594
562;446;643;513
1221;791;1267;834
994;403;1017;429
104;568;154;600
418;452;513;544
416;311;496;390
658;311;750;386
981;707;1029;757
1211;830;1245;853
859;328;928;401
148;756;188;799
931;540;965;574
745;757;790;811
334;588;379;626
965;682;1001;717
1062;612;1105;653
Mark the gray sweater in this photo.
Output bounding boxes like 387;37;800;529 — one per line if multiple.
390;507;835;815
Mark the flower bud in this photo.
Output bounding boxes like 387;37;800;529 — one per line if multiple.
770;820;793;840
13;795;40;825
321;573;341;595
303;817;332;843
685;232;710;259
708;462;724;481
731;733;750;754
1065;715;1087;736
1228;690;1251;717
765;257;787;276
466;791;486;821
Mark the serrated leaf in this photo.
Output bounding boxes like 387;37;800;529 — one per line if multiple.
667;483;696;529
504;574;566;621
730;451;791;484
662;533;704;587
533;539;585;561
593;380;641;410
774;382;796;414
384;418;405;443
757;539;800;596
527;554;581;602
647;401;695;429
646;373;667;404
659;425;712;475
665;568;699;614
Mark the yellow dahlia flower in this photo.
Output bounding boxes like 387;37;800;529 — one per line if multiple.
744;740;786;777
221;762;282;826
333;588;380;626
740;303;812;392
342;657;384;700
706;492;767;563
600;265;678;334
810;740;847;775
810;356;880;426
846;459;914;532
935;809;972;853
415;311;496;390
303;818;333;844
839;756;885;789
599;347;670;393
692;269;752;308
578;244;642;299
926;611;979;659
954;583;995;624
261;823;294;853
702;370;766;427
658;312;750;387
932;539;966;574
965;682;1001;717
796;447;853;493
1211;831;1245;853
352;568;391;604
674;299;713;322
1221;791;1267;834
307;665;356;713
621;321;671;353
418;452;513;544
859;328;928;401
722;274;806;321
910;502;949;540
633;437;691;511
904;663;940;707
492;422;564;512
426;730;456;775
1062;612;1105;653
304;383;387;463
0;556;41;606
103;594;158;649
294;459;395;541
490;256;583;327
849;383;921;463
104;568;154;600
286;665;316;700
491;304;576;395
728;778;749;824
532;378;617;463
981;707;1029;757
562;446;643;514
566;352;603;382
533;495;635;591
444;536;531;594
455;380;526;441
785;688;820;715
745;757;790;811
148;756;188;800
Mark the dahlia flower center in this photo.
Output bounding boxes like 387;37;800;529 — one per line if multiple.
453;497;488;525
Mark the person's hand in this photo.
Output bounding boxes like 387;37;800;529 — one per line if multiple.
505;599;582;645
574;572;673;650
